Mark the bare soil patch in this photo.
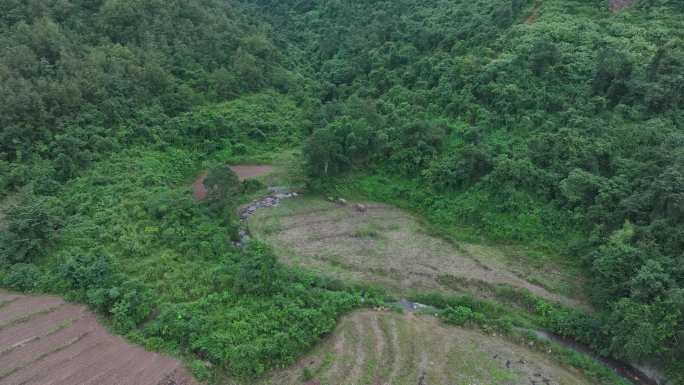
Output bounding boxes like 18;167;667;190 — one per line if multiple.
192;171;209;201
0;291;197;385
230;165;274;180
250;310;598;385
250;198;583;308
192;165;274;201
525;2;542;24
610;0;633;12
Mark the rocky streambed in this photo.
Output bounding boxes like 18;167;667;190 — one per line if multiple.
236;187;298;246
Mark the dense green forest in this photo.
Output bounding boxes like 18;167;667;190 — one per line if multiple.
1;0;684;383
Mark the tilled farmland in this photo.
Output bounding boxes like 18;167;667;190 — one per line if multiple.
0;291;197;385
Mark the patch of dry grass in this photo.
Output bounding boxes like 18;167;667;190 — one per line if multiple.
241;310;597;385
249;197;584;308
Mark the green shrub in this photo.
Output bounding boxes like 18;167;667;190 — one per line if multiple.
233;242;281;296
302;367;314;381
0;197;60;264
241;179;266;194
189;360;212;382
109;281;154;333
1;263;42;292
441;305;485;326
58;250;114;291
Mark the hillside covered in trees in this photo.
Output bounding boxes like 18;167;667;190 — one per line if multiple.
1;0;684;383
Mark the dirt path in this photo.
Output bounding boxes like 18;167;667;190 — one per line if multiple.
525;2;542;24
0;291;197;385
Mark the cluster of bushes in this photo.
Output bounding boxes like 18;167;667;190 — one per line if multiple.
142;243;363;376
0;124;375;380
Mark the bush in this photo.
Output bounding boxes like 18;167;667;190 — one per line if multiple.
233;242;281;296
58;250;114;291
110;281;154;333
189;360;212;382
241;179;266;194
1;263;42;292
441;305;485;326
0;197;60;264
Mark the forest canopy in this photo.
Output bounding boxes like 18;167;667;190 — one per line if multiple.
1;0;684;382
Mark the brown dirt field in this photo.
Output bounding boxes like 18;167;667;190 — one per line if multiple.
250;198;583;308
0;293;21;304
192;165;274;201
247;310;599;385
610;0;633;12
192;171;209;201
230;165;274;180
0;296;64;325
0;291;198;385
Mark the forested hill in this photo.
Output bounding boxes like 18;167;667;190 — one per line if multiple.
0;0;302;189
241;0;684;378
2;0;684;383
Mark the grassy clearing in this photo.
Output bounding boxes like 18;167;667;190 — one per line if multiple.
318;174;591;296
249;196;586;307
248;310;599;385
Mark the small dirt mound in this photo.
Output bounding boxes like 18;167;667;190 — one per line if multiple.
0;291;198;385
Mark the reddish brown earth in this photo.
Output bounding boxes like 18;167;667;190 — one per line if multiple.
525;2;541;24
192;165;274;201
192;171;209;201
0;291;198;385
610;0;633;12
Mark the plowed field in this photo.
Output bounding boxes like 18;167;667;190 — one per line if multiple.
0;291;197;385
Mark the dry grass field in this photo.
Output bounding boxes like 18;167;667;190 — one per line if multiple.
249;197;584;308
241;310;597;385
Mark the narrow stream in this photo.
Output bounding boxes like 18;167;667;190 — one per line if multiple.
396;300;663;385
532;330;663;385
